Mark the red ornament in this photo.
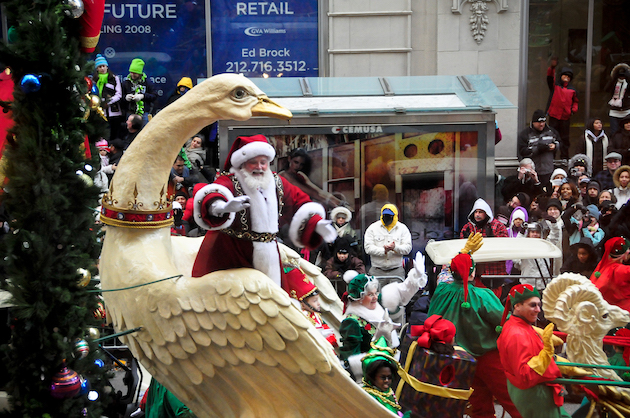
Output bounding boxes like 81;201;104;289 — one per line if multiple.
50;362;81;399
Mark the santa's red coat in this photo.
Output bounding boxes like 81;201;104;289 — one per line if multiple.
191;173;323;278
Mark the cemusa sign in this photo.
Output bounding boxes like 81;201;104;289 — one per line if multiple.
331;125;384;134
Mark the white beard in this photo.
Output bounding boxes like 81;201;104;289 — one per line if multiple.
231;166;281;286
238;167;274;191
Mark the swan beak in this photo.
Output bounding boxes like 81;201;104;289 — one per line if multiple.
252;96;292;120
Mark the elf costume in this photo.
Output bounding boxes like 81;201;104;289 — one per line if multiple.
590;237;630;311
497;284;570;418
361;336;411;418
339;273;381;360
282;266;337;347
427;234;522;418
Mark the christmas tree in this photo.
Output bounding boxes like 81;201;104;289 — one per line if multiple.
0;0;112;416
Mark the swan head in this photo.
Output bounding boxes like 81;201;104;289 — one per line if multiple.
202;74;292;121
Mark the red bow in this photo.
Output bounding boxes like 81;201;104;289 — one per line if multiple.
411;315;456;349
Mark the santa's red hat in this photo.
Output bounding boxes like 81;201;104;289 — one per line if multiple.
224;134;275;171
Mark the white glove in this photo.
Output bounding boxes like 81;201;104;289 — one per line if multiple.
414;252;426;276
125;93;134;101
315;219;337;243
209;196;251;216
398;251;428;290
133;93;144;102
373;309;401;348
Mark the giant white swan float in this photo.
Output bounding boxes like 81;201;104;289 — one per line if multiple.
99;74;397;417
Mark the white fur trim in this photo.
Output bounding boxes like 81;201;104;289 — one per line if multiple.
252;241;282;286
347;354;364;382
288;202;326;248
230;142;275;169
343;270;360;284
344;302;385;323
330;206;352;222
193;184;235;231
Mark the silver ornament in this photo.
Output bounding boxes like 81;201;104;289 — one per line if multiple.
64;0;84;18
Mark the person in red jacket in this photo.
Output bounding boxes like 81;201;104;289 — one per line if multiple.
547;63;579;161
497;284;570;418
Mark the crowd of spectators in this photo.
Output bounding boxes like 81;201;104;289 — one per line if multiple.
90;55;215;237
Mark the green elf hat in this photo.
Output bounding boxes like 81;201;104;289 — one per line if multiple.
343;271;377;301
361;336;398;378
498;284;540;330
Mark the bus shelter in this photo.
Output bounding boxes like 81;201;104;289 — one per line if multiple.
218;75;514;255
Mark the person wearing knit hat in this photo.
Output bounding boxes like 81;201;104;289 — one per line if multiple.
612;164;630;209
92;54;124;139
591;236;630;311
584;180;601;206
427;233;522;418
497;284;570;418
282;266;337;347
568;153;592;179
517;109;561;185
166;77;194;107
360;336;411;417
122;57;156;119
191;134;338;288
322;237;365;294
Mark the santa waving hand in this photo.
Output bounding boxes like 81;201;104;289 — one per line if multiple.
191;135;337;287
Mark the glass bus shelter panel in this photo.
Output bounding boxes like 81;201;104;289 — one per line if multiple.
402;172;453;257
589;0;630;136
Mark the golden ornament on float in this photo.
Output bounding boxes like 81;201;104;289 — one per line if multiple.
77;268;91;287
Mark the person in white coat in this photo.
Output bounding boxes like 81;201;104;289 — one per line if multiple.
364;204;412;281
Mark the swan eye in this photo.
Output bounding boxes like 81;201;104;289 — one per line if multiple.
232;88;248;100
602;313;609;319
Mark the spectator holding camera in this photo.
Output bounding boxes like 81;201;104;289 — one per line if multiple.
501;158;544;205
517;110;561;185
562;203;605;257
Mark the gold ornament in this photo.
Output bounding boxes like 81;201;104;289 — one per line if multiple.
84;94;108;121
77;268;91;287
89;94;100;110
87;327;100;340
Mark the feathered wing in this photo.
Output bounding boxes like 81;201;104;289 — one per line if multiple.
103;253;394;417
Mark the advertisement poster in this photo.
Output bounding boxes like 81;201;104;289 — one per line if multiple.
210;0;319;77
98;0;208;110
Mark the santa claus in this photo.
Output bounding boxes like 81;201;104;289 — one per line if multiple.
191;134;337;286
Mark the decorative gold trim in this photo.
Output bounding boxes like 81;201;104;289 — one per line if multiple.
80;35;100;49
100;217;173;229
222;228;277;243
102;183;173;214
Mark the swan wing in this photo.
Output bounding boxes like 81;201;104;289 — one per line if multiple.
107;265;395;418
